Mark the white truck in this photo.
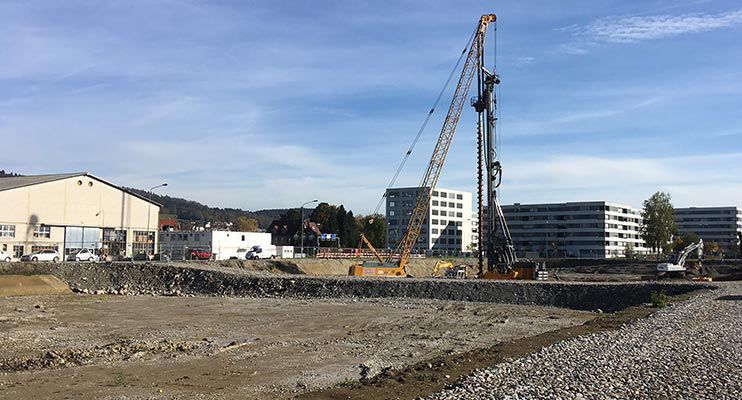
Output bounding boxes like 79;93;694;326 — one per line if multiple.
246;245;277;260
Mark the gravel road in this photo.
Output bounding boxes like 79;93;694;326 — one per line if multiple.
428;282;742;400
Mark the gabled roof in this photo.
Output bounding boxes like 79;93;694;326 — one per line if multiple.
0;172;162;207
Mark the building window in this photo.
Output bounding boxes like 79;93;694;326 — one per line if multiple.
33;225;51;238
432;219;439;225
441;210;447;216
389;210;396;216
389;201;395;207
432;210;438;215
389;219;398;225
440;192;447;198
457;212;463;218
440;201;447;207
432;229;439;234
440;219;447;225
432;200;438;206
449;203;456;208
31;245;58;253
432;191;439;196
0;225;15;238
13;245;24;258
457;194;463;200
457;203;463;209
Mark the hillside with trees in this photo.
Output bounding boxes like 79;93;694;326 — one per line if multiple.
125;187;287;229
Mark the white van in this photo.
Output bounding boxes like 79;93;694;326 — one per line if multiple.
245;245;277;260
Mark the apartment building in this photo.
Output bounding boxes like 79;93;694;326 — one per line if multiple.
674;206;742;256
500;201;648;258
385;187;473;254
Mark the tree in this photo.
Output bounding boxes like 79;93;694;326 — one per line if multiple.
673;231;700;252
310;203;339;234
234;217;259;232
640;192;676;258
623;242;635;259
358;214;386;248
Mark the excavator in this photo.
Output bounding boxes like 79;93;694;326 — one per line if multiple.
657;238;709;280
349;14;546;280
432;260;467;279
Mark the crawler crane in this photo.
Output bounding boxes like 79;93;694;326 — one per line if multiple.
349;14;544;280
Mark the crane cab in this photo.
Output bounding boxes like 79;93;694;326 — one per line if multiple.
349;262;406;277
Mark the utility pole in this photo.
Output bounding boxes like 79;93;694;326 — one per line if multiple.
147;183;167;257
300;199;318;257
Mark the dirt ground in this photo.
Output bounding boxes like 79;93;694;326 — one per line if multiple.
0;293;595;399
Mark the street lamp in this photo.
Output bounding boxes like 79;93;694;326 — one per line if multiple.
147;183;168;257
544;220;550;259
300;199;318;257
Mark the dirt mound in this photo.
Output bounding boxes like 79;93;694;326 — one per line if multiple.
0;274;70;297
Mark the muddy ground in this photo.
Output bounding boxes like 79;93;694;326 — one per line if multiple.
0;292;595;399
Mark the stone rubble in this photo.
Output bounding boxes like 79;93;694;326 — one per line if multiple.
427;282;742;400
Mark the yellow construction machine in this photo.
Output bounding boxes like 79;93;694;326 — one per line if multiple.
432;260;467;279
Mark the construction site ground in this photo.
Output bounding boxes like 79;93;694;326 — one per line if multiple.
0;258;738;399
0;292;595;399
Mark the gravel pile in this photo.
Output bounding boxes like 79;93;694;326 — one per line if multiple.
427;282;742;400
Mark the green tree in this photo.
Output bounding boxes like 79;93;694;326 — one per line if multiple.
310;203;339;234
623;242;635;259
673;231;700;252
234;217;259;232
641;192;676;258
358;214;386;248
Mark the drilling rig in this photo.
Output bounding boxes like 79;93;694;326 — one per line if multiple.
349;14;545;280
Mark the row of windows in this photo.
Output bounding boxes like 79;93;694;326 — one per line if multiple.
675;210;740;215
431;200;464;209
677;223;739;230
387;190;464;200
431;228;462;236
432;210;464;217
432;191;464;200
0;224;51;238
676;217;739;222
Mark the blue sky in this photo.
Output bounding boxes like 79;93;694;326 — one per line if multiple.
2;0;741;213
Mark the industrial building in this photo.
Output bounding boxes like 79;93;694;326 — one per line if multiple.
674;206;742;256
500;201;648;258
159;230;272;260
0;173;161;260
385;187;474;255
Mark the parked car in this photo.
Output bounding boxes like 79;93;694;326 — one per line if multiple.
152;253;171;262
189;249;212;260
132;252;150;261
67;249;99;262
20;249;61;262
0;250;11;262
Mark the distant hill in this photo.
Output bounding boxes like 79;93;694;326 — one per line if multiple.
124;187;287;229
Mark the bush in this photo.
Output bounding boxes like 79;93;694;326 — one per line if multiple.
650;291;669;308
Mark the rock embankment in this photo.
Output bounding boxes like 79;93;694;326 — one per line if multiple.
27;262;711;311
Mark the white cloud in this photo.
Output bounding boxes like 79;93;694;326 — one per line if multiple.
497;153;742;208
579;9;742;43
